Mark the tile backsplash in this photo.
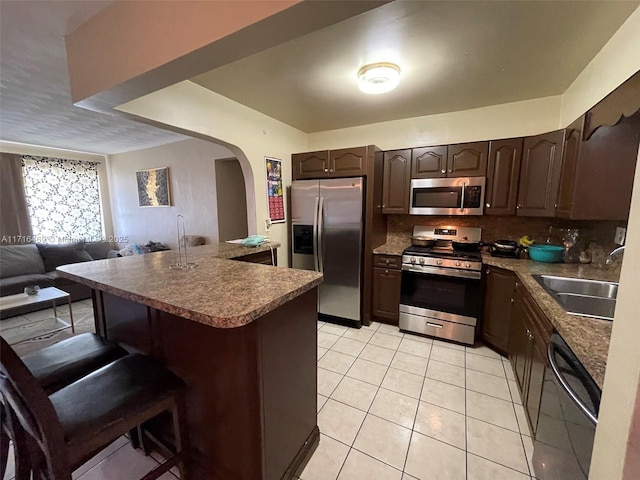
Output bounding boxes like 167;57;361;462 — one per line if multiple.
387;215;626;266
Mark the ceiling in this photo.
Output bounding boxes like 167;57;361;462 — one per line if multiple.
192;1;639;133
0;0;187;155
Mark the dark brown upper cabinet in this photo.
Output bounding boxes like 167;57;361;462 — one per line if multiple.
485;138;523;215
292;150;329;180
382;150;411;214
411;146;447;178
516;130;565;217
556;74;640;220
447;142;488;177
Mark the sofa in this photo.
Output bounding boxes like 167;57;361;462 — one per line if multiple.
0;241;119;319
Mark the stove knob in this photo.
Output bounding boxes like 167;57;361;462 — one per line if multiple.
410;257;417;264
455;261;461;267
436;259;443;266
419;258;425;265
465;262;471;268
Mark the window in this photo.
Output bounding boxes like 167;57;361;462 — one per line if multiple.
22;156;104;243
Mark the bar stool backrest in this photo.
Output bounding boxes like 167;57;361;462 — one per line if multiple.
0;337;72;479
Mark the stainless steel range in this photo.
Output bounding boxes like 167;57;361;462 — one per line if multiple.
399;226;484;345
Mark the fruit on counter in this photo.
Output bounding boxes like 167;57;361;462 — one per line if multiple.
519;235;534;246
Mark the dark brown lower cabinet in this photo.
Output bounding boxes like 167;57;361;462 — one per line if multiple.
508;281;552;437
372;266;402;325
481;266;516;354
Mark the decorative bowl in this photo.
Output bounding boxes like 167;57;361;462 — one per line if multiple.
528;245;564;263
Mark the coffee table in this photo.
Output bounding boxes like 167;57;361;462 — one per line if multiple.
0;287;75;334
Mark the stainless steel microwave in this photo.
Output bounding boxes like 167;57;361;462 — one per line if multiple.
409;177;486;215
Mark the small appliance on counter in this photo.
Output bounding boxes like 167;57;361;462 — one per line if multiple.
489;240;520;258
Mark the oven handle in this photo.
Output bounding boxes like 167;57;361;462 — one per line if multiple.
401;264;481;280
460;182;466;211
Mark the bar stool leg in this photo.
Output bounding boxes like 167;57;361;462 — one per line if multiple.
173;394;190;480
68;297;75;333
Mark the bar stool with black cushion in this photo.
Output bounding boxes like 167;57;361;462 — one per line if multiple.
1;333;128;478
0;337;190;480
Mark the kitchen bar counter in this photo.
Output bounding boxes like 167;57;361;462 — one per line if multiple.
57;247;321;480
57;243;321;329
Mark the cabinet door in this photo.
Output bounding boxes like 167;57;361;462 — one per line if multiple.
482;266;516;353
372;267;401;324
509;287;530;401
555;117;583;218
517;130;565;217
292;151;329;180
447;142;488;177
411;146;447;178
330;147;367;177
485;138;523;215
526;336;546;437
382;150;411;214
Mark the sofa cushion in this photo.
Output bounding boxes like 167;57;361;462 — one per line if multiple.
0;273;54;296
0;244;46;279
85;241;119;260
36;242;93;272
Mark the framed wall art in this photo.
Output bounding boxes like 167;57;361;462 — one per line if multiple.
265;157;285;223
136;167;171;207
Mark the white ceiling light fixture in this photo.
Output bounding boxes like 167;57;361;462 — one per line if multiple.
357;62;401;94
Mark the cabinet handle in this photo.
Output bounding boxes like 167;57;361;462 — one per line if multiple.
385;259;390;264
485;203;491;208
486;268;490;275
324;168;329;173
554;203;558;208
441;169;446;174
448;169;453;173
515;282;519;288
330;169;334;173
510;298;515;304
385;269;389;274
382;204;387;208
517;204;523;209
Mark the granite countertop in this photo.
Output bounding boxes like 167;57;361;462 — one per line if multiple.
372;238;615;388
57;243;322;329
188;242;280;260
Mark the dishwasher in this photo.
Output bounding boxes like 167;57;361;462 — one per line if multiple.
532;334;602;480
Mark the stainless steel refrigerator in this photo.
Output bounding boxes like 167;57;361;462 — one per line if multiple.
291;178;364;324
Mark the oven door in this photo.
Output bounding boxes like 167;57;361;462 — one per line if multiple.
409;177;485;215
400;268;484;325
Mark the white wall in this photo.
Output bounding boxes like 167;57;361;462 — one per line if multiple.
0;140;114;239
116;82;308;265
108;138;234;249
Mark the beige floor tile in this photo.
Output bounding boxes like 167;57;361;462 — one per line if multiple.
369;332;402;350
430;345;466;367
513;402;532;437
72;436;130;478
405;432;466;480
467;344;502;358
317;394;329;413
318;350;357;375
337;448;403;480
466;390;519;432
398;338;432;358
522;434;535;477
359;344;396;366
421;378;466;414
22;307;57;321
402;475;419;480
318;367;343;396
390;351;429;376
509;379;524;404
353;415;411;470
466;352;506;377
466;417;529;475
346;358;388;386
425;360;465;388
330;377;378;411
299;434;349;480
75;441;174;479
318;347;328;360
414;401;466;449
466;369;511;401
318;399;366;445
467;453;530;480
381;368;424;399
504;359;516;380
369;388;419;429
320;323;350;337
376;323;403;337
318;331;341;349
330;337;367;357
367;322;383;332
403;333;433;344
432;339;465;351
317;321;327;329
342;326;376;343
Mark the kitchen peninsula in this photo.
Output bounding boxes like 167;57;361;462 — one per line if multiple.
57;247;323;480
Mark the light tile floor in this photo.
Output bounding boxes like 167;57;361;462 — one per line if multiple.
302;320;537;480
2;310;536;480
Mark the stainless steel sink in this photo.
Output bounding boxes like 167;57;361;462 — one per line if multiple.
533;275;618;321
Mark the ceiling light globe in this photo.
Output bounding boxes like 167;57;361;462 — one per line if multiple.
357;63;401;94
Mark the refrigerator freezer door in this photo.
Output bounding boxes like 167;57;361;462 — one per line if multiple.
318;177;364;322
291;180;320;271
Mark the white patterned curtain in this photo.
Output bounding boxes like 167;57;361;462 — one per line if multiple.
22;156;103;243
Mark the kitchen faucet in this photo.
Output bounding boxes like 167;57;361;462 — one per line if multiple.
605;245;625;265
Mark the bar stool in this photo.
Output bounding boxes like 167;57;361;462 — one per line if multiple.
0;337;190;480
1;333;127;478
